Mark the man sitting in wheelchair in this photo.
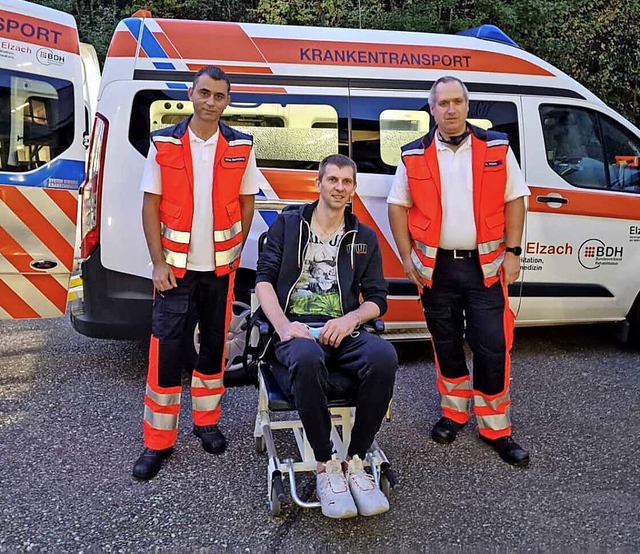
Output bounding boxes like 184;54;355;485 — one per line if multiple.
255;154;398;518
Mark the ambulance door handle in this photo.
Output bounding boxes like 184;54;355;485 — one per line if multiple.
536;194;568;206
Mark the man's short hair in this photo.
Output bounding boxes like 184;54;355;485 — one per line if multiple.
193;66;231;94
318;154;357;181
428;76;469;108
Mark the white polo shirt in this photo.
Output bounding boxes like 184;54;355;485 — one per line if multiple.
387;134;530;250
140;128;266;271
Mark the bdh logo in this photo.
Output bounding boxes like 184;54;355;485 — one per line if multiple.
36;48;64;66
578;238;623;269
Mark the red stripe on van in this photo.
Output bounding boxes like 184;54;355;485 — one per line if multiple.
187;63;273;75
153;31;181;58
1;188;73;270
231;85;287;93
351;196;406;279
384;298;424;323
0;9;79;54
252;37;553;76
43;189;77;223
528;186;640;220
0;279;40;319
156;21;266;63
0;227;67;312
107;30;138;57
262;169;318;201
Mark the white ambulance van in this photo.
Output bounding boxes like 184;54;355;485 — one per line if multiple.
71;16;640;349
0;0;94;320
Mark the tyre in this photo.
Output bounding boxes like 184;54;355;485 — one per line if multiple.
380;474;391;498
626;293;640;348
269;485;282;516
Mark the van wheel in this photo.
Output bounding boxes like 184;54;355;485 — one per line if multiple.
626;295;640;348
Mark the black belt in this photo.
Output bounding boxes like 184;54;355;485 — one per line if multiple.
437;248;478;259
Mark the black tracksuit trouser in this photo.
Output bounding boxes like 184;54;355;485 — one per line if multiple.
272;330;397;461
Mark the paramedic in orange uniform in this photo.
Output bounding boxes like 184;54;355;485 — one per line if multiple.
133;66;266;480
388;76;531;467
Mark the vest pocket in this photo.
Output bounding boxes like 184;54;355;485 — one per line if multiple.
485;211;505;229
156;149;185;169
410;210;432;231
159;199;183;219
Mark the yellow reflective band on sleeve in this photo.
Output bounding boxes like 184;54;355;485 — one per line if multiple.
410;250;433;281
476;412;511;431
214;221;242;242
192;395;222;413
474;392;510;412
164;249;188;268
441;394;470;412
162;224;190;245
414;240;438;259
191;376;224;390
478;239;502;255
145;385;181;407
215;243;242;266
144;406;179;431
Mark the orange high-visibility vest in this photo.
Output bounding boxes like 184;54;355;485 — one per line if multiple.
401;125;509;287
151;118;253;278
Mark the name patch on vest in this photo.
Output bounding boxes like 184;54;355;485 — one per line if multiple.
347;243;368;255
485;160;503;167
224;156;247;163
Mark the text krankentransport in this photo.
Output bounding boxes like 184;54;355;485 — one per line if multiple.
0;16;62;45
300;48;472;68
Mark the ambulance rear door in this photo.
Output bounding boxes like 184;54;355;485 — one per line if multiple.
0;0;84;319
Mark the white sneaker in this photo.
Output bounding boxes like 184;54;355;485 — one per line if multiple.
316;455;358;519
346;455;390;516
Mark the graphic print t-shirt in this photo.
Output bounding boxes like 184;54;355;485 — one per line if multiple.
288;225;345;319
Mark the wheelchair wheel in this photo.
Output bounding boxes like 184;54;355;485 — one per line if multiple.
255;435;266;454
269;485;282;516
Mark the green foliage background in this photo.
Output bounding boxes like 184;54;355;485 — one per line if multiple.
36;0;639;126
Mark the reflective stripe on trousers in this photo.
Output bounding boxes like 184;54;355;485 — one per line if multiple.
191;370;225;426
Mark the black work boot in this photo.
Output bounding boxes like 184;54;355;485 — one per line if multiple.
132;447;174;480
431;417;466;444
193;425;227;454
480;435;530;467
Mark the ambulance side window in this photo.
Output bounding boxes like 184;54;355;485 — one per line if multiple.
599;116;640;194
352;97;520;173
0;69;74;172
540;105;607;189
131;91;349;170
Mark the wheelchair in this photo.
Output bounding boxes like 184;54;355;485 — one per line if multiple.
243;299;398;517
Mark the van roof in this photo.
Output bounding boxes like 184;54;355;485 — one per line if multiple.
103;17;600;105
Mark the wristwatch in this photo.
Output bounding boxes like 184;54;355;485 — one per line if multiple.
505;246;522;256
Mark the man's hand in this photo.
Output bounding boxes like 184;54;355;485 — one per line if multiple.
276;321;313;342
152;261;177;292
501;254;521;285
402;255;424;289
320;312;359;348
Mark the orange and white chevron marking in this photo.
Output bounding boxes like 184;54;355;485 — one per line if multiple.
0;185;78;319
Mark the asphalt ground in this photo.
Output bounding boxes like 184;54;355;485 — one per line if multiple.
0;316;638;553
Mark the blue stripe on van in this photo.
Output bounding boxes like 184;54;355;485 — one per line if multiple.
166;83;188;90
140;26;167;59
154;62;175;70
0;159;85;190
124;19;142;40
